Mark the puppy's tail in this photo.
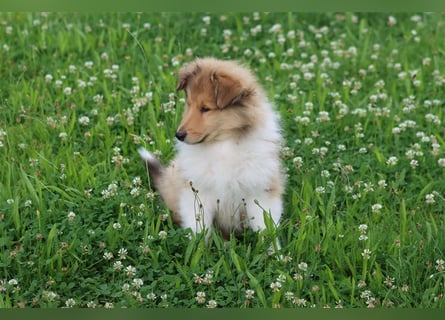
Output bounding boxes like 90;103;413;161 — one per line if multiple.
137;147;163;188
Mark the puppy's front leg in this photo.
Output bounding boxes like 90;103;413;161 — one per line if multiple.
178;190;214;243
247;197;283;254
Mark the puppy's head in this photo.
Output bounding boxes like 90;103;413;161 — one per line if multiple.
175;58;261;144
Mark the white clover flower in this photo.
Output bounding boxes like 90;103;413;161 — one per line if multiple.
206;300;217;308
410;159;419;169
77;80;86;88
65;298;76;308
63;87;72;95
298;262;308;272
361;249;372;259
147;292;157;300
293;297;307;307
118;248;128;259
270;281;282;292
358;224;368;233
78;116;90;126
103;251;114;260
113;261;123;271
269;23;282;33
387;16;397;26
425;194;435;204
195;291;206;304
202;16;211;25
315;186;326;194
436;259;445;271
44;74;53;82
132;278;143;289
125;265;136;277
371;204;383;213
130;187;140;197
337;144;346;151
112;223;121;230
321;170;330;178
245;289;255;299
386;156;398;166
67;211;76;222
158;230;168;240
378;180;387;189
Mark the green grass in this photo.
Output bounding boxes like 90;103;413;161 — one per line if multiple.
0;12;444;308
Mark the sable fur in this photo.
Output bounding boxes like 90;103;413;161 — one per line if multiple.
138;57;284;243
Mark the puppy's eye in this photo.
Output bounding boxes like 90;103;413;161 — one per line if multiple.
200;106;211;113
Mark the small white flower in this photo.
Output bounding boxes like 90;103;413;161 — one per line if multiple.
321;170;330;178
315;186;326;194
202;16;211;25
195;291;206;304
67;211;76;222
125;265;136;277
132;278;143;289
371;204;383;213
45;74;53;82
118;248;128;259
410;159;419;169
270;281;282;292
361;249;372;259
425;194;435;204
337;144;346;151
298;262;308;272
206;300;217;308
378;180;387;189
113;222;121;230
103;251;114;260
245;289;255;299
386;156;398;166
158;230;168;240
65;298;76;308
113;261;123;271
78;116;90;126
147;292;157;300
63;87;72;95
59;132;68;141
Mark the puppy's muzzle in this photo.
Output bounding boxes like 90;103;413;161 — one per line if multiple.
175;130;187;142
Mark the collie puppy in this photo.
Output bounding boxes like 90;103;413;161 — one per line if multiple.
138;57;284;245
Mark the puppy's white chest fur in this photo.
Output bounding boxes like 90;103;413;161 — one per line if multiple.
176;129;281;233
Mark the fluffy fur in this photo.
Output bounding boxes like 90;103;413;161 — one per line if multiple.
138;57;284;242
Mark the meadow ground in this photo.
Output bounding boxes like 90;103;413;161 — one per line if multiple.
0;12;444;308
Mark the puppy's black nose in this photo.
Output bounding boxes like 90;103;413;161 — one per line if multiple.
175;131;187;141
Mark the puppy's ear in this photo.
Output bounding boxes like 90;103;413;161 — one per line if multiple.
176;62;201;91
211;72;252;109
176;70;189;91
